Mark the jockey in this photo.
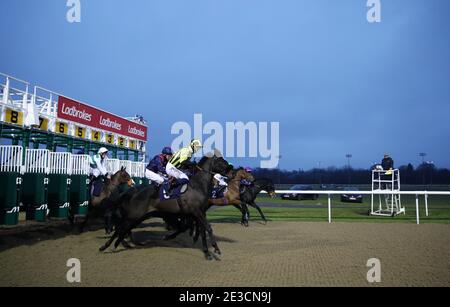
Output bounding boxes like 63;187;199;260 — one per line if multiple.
89;147;110;197
211;173;229;199
214;173;228;187
239;166;254;194
241;166;254;186
90;147;110;179
145;147;173;185
166;139;203;185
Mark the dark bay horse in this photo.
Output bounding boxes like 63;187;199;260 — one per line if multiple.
99;153;230;260
163;177;277;241
79;167;133;233
237;178;277;226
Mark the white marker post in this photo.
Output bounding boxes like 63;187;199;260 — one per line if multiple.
415;194;420;225
328;194;332;223
425;194;429;217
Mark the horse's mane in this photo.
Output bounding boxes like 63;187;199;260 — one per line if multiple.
197;156;209;166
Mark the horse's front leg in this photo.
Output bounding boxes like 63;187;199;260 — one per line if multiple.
204;220;221;256
241;203;250;227
250;201;267;224
193;214;214;260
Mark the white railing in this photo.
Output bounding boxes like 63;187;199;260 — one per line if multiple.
105;158;120;174
24;149;50;174
118;160;132;172
0;145;23;173
264;190;450;225
71;154;90;175
130;161;146;177
33;86;59;118
49;152;73;175
0;73;30;108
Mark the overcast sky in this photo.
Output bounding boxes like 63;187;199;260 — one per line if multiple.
1;0;449;170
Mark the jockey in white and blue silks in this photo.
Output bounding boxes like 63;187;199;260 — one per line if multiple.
90;147;110;179
145;147;173;185
89;147;110;197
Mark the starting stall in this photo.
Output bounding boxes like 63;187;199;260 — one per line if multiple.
1;72;149;225
22;149;50;221
47;152;72;218
106;158;120;176
131;161;147;186
70;154;90;216
0;145;23;225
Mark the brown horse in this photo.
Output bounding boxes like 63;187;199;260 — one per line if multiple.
79;166;133;232
208;168;254;207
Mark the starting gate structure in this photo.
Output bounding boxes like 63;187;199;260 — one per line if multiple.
130;161;147;185
48;152;72;218
0;145;23;225
22;149;50;221
70;154;90;216
0;72;149;225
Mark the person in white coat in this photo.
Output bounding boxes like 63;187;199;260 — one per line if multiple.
89;147;110;197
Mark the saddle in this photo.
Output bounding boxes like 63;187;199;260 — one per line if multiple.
90;176;105;197
159;178;189;201
239;180;252;194
211;185;227;199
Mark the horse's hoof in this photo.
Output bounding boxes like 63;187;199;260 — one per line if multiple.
99;245;107;252
122;240;133;249
214;249;222;255
204;253;214;261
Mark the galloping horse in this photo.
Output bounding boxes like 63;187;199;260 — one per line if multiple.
238;178;277;226
208;167;254;207
162;174;276;241
99;153;230;260
79;166;133;233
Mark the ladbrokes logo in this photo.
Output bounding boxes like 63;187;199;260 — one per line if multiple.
61;103;92;122
128;126;145;138
99;116;122;131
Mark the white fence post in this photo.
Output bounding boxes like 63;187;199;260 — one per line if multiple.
415;194;420;225
328;194;332;223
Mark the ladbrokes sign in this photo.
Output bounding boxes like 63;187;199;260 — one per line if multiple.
57;96;147;141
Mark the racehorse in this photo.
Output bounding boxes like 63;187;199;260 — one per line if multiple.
99;153;230;260
78;166;133;233
237;178;277;226
208;167;255;207
162;176;277;241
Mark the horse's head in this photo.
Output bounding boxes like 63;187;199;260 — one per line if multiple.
112;166;134;187
198;150;230;176
236;167;255;181
258;178;277;198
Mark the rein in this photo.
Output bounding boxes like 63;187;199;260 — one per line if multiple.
195;165;217;176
